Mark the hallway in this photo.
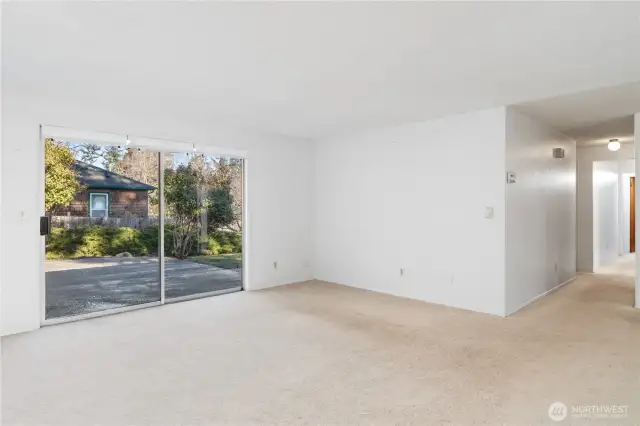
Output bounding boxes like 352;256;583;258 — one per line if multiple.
595;253;636;277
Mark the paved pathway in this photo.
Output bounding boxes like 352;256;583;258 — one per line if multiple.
45;257;242;319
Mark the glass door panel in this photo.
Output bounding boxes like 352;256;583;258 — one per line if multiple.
163;152;243;300
44;139;162;319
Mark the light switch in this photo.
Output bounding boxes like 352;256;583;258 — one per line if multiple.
484;206;494;219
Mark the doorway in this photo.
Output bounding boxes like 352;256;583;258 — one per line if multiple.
42;130;245;323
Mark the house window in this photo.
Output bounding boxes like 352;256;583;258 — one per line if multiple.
89;193;109;218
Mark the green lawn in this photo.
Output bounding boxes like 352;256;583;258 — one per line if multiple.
188;253;242;269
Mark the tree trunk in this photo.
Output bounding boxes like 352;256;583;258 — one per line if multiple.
197;187;208;255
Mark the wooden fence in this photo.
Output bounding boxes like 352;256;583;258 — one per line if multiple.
51;216;168;229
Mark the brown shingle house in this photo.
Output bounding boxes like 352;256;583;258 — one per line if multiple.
54;162;156;218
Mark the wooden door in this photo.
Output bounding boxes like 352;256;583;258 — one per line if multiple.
631;177;635;253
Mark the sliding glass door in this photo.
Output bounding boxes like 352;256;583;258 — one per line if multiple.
43;134;244;322
44;140;161;320
163;152;243;300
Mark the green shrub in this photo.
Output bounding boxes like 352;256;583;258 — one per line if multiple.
142;223;198;257
45;251;66;260
47;227;79;255
210;231;242;254
142;223;200;257
73;226;109;257
203;236;222;256
220;243;234;254
45;225;242;259
47;225;154;259
111;227;148;256
139;225;160;255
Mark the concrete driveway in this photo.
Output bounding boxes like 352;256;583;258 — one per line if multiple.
45;257;242;319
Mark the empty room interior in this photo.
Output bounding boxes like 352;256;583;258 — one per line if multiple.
1;2;640;425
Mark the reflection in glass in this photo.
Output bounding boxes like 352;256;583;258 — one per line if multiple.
163;152;243;299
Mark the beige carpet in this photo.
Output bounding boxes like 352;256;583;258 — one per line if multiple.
3;275;640;425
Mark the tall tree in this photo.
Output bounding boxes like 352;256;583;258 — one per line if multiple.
76;143;103;164
209;158;243;232
45;139;82;213
187;154;214;186
164;165;209;259
115;148;159;186
227;159;243;232
186;155;242;232
114;149;159;214
208;186;234;230
103;146;123;171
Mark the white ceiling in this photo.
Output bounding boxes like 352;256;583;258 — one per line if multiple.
3;2;640;140
568;116;635;147
515;82;640;146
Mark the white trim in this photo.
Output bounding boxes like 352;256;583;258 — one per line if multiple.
133;136;248;159
41;125;125;146
241;157;249;291
43;301;162;326
506;276;578;316
39;126;46;325
89;192;109;218
41;125;249;158
165;287;242;304
159;152;166;304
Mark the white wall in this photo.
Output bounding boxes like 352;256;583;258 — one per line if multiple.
592;161;619;270
1;91;315;335
314;108;507;316
504;108;576;315
576;144;634;272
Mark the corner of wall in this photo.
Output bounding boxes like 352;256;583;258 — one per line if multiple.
504;108;577;315
311;108;509;317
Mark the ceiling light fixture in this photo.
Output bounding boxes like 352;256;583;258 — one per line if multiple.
608;139;621;152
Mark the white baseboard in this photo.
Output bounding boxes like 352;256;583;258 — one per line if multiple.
507;275;577;316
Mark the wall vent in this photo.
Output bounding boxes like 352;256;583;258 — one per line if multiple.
552;148;565;159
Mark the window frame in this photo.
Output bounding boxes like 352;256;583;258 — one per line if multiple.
89;192;109;218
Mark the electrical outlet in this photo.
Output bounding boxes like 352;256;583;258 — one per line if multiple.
273;261;278;269
400;268;404;276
